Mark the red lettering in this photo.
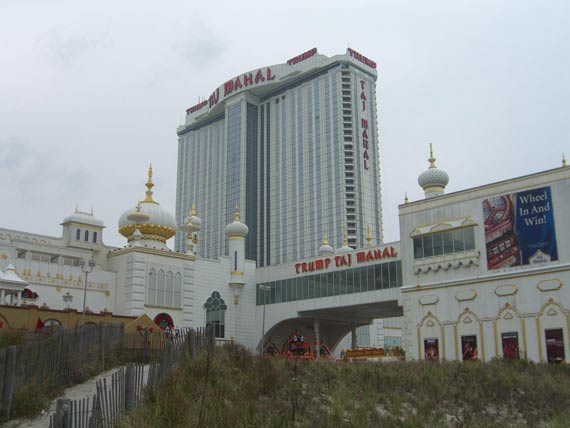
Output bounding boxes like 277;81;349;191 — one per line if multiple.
325;258;331;268
266;67;276;81
374;249;382;260
243;73;253;87
360;80;365;89
382;248;390;258
361;119;368;128
315;259;324;270
363;140;369;149
362;129;368;139
334;256;341;267
391;247;397;257
255;69;265;83
356;251;365;263
224;80;233;96
208;88;219;108
295;263;301;274
363;150;369;160
234;76;243;90
364;159;369;170
301;262;308;273
366;251;374;262
348;253;352;266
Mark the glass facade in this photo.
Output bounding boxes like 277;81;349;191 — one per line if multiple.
176;56;381;267
256;260;402;305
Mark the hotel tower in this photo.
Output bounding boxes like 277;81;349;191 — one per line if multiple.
176;48;382;266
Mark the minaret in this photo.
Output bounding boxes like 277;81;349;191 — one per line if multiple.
179;204;202;255
318;236;334;256
224;204;249;304
417;144;449;198
336;229;353;254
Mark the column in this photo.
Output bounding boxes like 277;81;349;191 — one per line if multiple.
314;319;320;361
351;325;357;349
0;289;5;305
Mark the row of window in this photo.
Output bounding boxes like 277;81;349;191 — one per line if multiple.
16;250;82;266
413;227;475;260
256;261;402;305
146;269;183;309
75;229;98;243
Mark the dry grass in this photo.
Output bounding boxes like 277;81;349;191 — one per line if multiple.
120;344;570;428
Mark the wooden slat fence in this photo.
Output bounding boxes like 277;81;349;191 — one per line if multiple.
47;326;214;428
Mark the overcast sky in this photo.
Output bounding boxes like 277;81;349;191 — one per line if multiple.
1;0;569;250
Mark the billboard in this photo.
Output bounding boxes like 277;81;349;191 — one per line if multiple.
483;186;558;270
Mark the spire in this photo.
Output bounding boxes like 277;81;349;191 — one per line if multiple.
342;229;348;247
323;235;329;245
143;164;157;204
563;153;567;167
405;192;409;204
190;203;196;216
428;143;437;169
366;225;372;247
234;203;240;221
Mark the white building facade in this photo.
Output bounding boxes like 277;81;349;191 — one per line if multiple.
400;154;570;363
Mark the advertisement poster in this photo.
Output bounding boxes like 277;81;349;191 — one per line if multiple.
483;186;558;270
424;338;439;360
545;329;565;364
461;335;478;361
501;332;520;360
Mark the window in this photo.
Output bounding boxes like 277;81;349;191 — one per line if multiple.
17;250;26;260
31;252;58;263
63;256;80;266
204;291;227;338
413;227;476;260
76;229;81;241
84;230;89;242
93;231;98;243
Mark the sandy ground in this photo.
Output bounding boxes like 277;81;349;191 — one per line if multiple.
2;366;149;428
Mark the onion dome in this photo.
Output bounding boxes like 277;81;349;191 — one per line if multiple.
118;165;177;246
336;230;353;254
318;236;334;256
417;144;449;198
224;204;249;237
180;204;201;233
62;207;104;227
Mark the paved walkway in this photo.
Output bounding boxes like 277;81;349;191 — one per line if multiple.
2;366;149;428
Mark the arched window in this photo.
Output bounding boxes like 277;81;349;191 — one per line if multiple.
84;230;89;242
157;270;165;306
147;268;157;305
76;229;81;240
93;231;98;243
165;271;174;307
174;273;182;308
204;291;227;338
154;313;174;330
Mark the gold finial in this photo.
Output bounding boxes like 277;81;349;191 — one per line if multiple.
405;192;409;204
190;203;196;216
143;164;157;204
366;225;372;247
563;153;567;167
234;203;240;221
323;235;329;245
342;229;348;246
428;143;437;169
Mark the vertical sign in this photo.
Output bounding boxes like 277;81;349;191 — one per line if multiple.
359;80;370;171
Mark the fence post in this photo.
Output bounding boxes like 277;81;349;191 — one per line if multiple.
207;326;216;355
125;363;136;411
99;322;106;370
0;346;17;418
143;330;150;363
188;329;197;360
54;398;71;428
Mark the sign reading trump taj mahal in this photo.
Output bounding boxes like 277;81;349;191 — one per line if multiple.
483;186;558;270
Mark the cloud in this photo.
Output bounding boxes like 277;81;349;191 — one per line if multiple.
41;27;108;67
174;29;226;68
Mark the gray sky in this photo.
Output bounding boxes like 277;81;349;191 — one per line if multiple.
1;0;569;249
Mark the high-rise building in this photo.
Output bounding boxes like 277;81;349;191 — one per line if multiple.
176;48;382;266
